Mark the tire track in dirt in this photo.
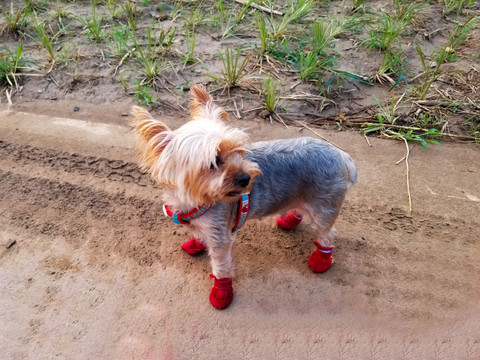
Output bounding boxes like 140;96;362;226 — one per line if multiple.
0;140;150;186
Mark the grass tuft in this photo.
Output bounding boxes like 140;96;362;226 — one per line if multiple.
1;4;27;34
0;42;28;87
207;47;250;87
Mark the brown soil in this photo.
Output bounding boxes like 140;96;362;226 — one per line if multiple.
1;1;480;359
1;103;480;359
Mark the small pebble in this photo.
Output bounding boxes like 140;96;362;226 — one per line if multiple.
74;106;80;112
258;109;271;119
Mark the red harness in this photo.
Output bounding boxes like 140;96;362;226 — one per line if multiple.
163;194;250;232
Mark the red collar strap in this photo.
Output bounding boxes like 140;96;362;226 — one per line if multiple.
163;203;214;225
163;194;250;232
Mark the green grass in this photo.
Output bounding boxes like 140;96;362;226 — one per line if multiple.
0;42;28;87
207;47;250;87
312;19;344;54
1;4;27;34
299;52;319;80
134;80;157;106
362;12;403;51
74;0;105;43
123;1;137;30
30;20;57;60
255;12;268;54
394;1;425;24
23;0;48;13
417;17;480;100
0;0;477;142
122;26;172;81
105;0;122;19
269;0;313;40
262;75;279;112
184;27;197;64
443;0;467;14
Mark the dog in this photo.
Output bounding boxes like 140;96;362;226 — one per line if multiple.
132;85;356;310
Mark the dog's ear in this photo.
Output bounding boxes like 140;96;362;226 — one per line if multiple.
189;84;228;121
131;106;172;170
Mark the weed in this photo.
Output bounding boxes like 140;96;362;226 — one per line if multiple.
390;128;441;150
272;0;313;39
212;0;248;40
352;0;368;10
443;0;467;14
134;80;157;106
312;19;344;54
1;4;27;34
207;47;250;87
255;12;268;54
105;0;122;19
416;45;442;100
362;13;403;51
56;47;75;67
75;0;105;43
110;24;129;58
395;1;424;24
0;42;27;86
115;25;171;81
29;20;57;60
123;1;137;30
299;52;319;80
372;94;404;125
378;48;408;80
183;4;206;29
263;75;279;112
365;94;441;150
184;28;197;64
444;16;480;53
416;17;479;99
23;0;48;13
237;0;255;22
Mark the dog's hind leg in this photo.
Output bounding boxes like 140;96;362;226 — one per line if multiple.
304;203;342;273
276;209;304;230
181;237;207;255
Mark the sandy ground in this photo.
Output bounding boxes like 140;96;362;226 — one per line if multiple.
1;104;480;359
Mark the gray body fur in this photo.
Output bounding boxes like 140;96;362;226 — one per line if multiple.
247;137;356;220
186;137;356;278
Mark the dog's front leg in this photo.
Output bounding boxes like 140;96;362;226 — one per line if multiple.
207;231;236;310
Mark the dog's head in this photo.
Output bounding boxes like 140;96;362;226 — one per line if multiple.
132;85;260;206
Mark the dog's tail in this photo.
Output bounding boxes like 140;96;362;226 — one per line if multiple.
340;151;357;189
345;156;357;189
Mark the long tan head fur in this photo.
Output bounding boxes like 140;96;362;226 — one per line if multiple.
132;86;260;208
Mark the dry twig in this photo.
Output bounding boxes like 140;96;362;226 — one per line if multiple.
296;121;346;151
234;0;284;16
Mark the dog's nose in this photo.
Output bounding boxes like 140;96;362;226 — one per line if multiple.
235;173;251;188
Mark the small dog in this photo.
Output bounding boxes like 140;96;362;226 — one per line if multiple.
132;85;356;310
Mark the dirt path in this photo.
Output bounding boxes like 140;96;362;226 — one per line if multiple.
1;104;480;359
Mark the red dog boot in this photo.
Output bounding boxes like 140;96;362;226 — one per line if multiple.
276;210;303;230
209;275;233;310
308;241;334;273
181;237;207;255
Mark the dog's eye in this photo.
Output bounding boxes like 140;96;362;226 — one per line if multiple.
210;156;222;169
